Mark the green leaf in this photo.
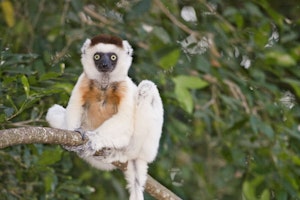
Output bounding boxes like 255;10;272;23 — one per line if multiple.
125;0;151;20
250;115;259;134
282;78;300;98
245;2;263;17
260;123;274;138
0;114;6;122
242;176;265;200
158;49;180;69
173;75;209;113
291;155;300;166
39;72;61;81
153;26;171;44
174;85;193;114
1;0;15;27
173;75;209;89
242;181;256;200
133;0;151;15
43;170;58;193
21;75;30;97
37;147;63;166
6;94;17;111
276;190;288;200
53;82;74;94
260;189;270;200
266;51;296;67
234;13;244;29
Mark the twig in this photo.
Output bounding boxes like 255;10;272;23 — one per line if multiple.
83;5;112;25
82;6;149;50
0;127;182;200
153;0;200;38
224;79;250;114
202;2;236;33
51;34;82;65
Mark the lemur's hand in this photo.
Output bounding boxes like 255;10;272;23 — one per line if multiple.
63;128;114;159
62;128;96;157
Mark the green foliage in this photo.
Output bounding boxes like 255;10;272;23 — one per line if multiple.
1;0;300;199
0;145;94;199
173;75;208;113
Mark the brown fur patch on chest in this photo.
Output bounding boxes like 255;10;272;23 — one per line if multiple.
79;76;127;130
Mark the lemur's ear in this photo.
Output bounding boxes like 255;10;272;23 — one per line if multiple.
81;38;91;54
122;40;133;56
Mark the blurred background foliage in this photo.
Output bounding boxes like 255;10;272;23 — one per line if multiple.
1;0;300;199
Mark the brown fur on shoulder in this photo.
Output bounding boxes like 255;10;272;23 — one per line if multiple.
90;34;123;48
79;74;127;130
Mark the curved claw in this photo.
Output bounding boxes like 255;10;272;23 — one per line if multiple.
74;127;88;141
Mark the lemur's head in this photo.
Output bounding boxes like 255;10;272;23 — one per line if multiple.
81;34;133;83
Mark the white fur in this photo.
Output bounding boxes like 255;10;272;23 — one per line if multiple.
80;76;136;152
126;80;164;162
81;39;133;83
65;73;86;130
123;40;133;56
46;37;164;200
46;104;66;129
125;159;148;200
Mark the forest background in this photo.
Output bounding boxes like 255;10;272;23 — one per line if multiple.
1;0;300;199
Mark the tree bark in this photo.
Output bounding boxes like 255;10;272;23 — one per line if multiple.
0;127;181;200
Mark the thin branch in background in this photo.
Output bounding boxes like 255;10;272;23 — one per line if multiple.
82;5;119;35
0;127;182;200
202;2;236;33
224;79;250;114
50;34;82;65
153;0;200;38
61;0;71;26
82;5;149;50
32;0;46;28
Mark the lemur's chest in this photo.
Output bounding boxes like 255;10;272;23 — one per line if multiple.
79;78;126;130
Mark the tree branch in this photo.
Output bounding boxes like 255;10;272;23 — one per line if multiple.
153;0;200;38
0;127;181;200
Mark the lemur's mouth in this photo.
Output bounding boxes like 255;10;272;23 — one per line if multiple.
96;64;114;73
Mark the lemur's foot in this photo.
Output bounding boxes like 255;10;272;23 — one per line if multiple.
94;147;112;157
74;127;88;140
138;81;154;97
137;80;157;105
137;80;163;111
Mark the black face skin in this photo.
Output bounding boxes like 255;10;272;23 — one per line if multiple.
93;52;118;72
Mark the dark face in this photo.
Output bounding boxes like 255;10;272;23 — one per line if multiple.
93;52;118;72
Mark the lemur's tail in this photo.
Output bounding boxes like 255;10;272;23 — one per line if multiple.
125;159;148;200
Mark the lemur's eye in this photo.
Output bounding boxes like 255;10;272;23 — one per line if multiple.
110;54;117;61
94;54;100;60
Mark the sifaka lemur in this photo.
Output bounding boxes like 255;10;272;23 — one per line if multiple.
46;34;164;200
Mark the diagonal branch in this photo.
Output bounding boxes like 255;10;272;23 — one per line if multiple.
0;127;181;200
153;0;200;38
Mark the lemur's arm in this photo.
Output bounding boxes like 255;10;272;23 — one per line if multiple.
65;73;85;130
